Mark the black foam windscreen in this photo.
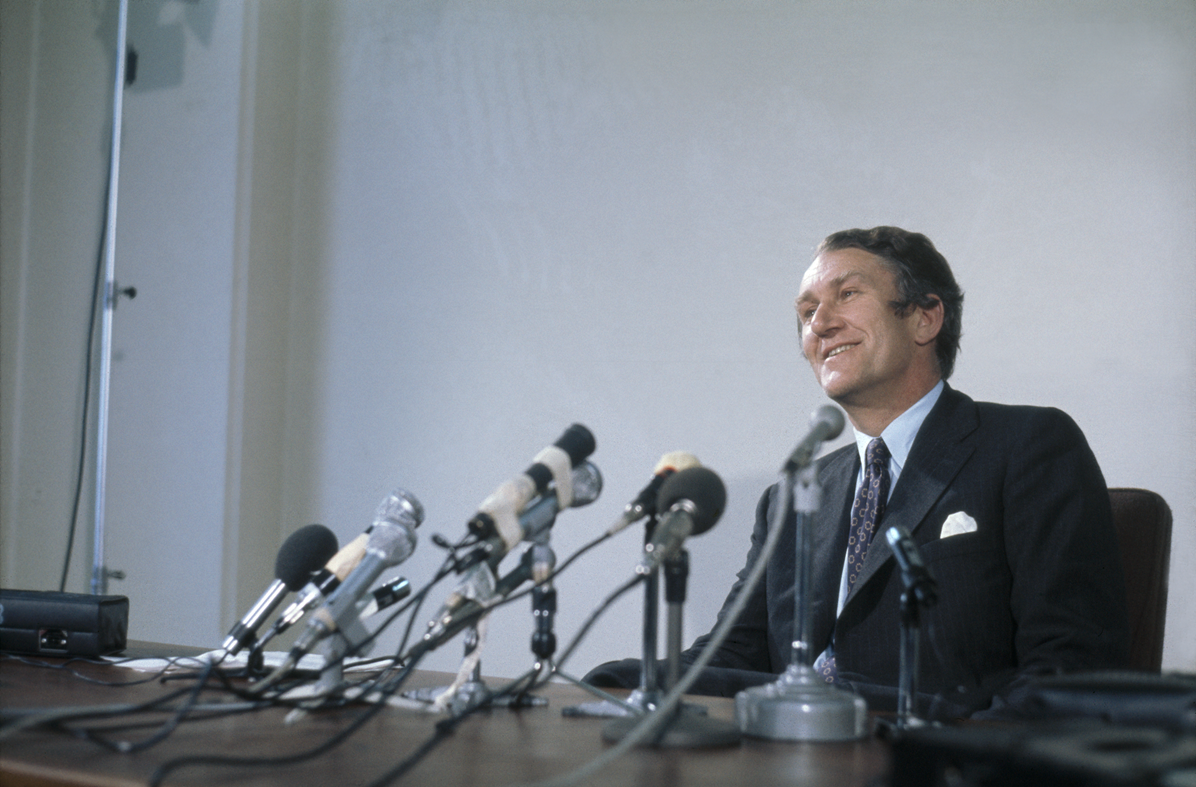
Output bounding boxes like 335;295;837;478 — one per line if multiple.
655;466;726;535
275;524;339;591
554;423;596;466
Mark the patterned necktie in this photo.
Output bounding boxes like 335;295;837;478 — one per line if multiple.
846;437;891;588
820;437;891;683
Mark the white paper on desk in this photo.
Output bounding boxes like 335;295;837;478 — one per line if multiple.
106;650;327;673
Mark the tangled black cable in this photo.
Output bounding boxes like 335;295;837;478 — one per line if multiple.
145;529;617;785
359;666;542;787
144;541;482;784
0;652;191;687
9;524;630;787
1;657;241;750
146;657;421;787
58;659;219;754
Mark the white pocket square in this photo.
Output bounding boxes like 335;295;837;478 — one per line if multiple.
940;511;977;539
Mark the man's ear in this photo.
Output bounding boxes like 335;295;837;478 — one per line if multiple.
914;296;944;347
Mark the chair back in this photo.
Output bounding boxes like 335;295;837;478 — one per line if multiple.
1108;487;1172;672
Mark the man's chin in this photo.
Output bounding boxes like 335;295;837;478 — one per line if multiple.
817;373;856;403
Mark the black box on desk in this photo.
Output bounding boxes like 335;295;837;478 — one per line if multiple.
0;589;128;657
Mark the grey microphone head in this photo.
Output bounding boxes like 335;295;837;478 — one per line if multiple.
568;461;603;508
811;404;845;441
783;404;847;471
367;517;418;567
371;489;424;565
374;488;424;530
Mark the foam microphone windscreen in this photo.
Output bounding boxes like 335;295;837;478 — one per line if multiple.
655;466;727;536
555;423;596;466
275;524;339;591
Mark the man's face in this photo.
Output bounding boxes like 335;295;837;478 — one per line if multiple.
795;247;932;410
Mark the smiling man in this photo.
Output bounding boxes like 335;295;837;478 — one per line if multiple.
587;226;1130;720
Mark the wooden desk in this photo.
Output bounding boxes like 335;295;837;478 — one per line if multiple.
0;648;890;787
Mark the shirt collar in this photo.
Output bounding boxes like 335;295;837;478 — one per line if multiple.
852;380;944;474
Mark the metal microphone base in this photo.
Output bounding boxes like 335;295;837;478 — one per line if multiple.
735;664;869;741
561;686;659;719
601;705;741;748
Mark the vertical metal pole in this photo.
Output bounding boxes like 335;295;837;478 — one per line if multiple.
638;564;660;701
91;0;129;596
897;593;923;729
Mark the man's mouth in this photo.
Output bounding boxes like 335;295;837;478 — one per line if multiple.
826;343;857;360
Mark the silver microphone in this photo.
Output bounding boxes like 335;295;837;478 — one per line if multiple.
783;405;845;471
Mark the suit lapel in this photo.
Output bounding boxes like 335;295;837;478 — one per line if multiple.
843;386;979;608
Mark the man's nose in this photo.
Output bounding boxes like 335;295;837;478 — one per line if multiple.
809;302;840;335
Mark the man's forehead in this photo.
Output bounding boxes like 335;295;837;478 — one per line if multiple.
798;248;889;298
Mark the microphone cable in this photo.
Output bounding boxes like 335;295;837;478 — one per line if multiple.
359;665;543;787
349;529;656;787
398;528;614;664
144;527;619;784
58;161;112;593
545;573;644;683
0;652;260;744
0;652;205;688
508;478;790;787
0;657;269;756
66;658;220;754
146;656;422;787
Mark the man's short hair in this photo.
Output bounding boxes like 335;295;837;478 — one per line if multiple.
817;226;964;379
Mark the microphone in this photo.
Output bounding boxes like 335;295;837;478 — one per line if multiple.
491;460;603;555
491;460;602;582
637;466;726;573
419;462;602;650
286;490;424;661
467;424;596;551
360;576;412;619
606;451;701;536
783;405;846;472
266;490;423;640
221;524;338;656
885;526;938;605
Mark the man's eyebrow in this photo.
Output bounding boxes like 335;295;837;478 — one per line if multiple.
797;270;867;304
830;270;867;288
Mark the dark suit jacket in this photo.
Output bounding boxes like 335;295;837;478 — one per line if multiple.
585;385;1130;720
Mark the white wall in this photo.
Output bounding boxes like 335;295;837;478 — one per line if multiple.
3;0;1193;683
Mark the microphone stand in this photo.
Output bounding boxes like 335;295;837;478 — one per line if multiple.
734;462;868;741
631;518;662;709
407;542;556;713
266;606;374;704
492;541;553;708
404;619;497;714
558;515;667;718
893;557;937;730
663;551;688;692
597;549;740;748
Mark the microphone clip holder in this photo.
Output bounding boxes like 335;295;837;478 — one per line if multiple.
310;608;375;697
